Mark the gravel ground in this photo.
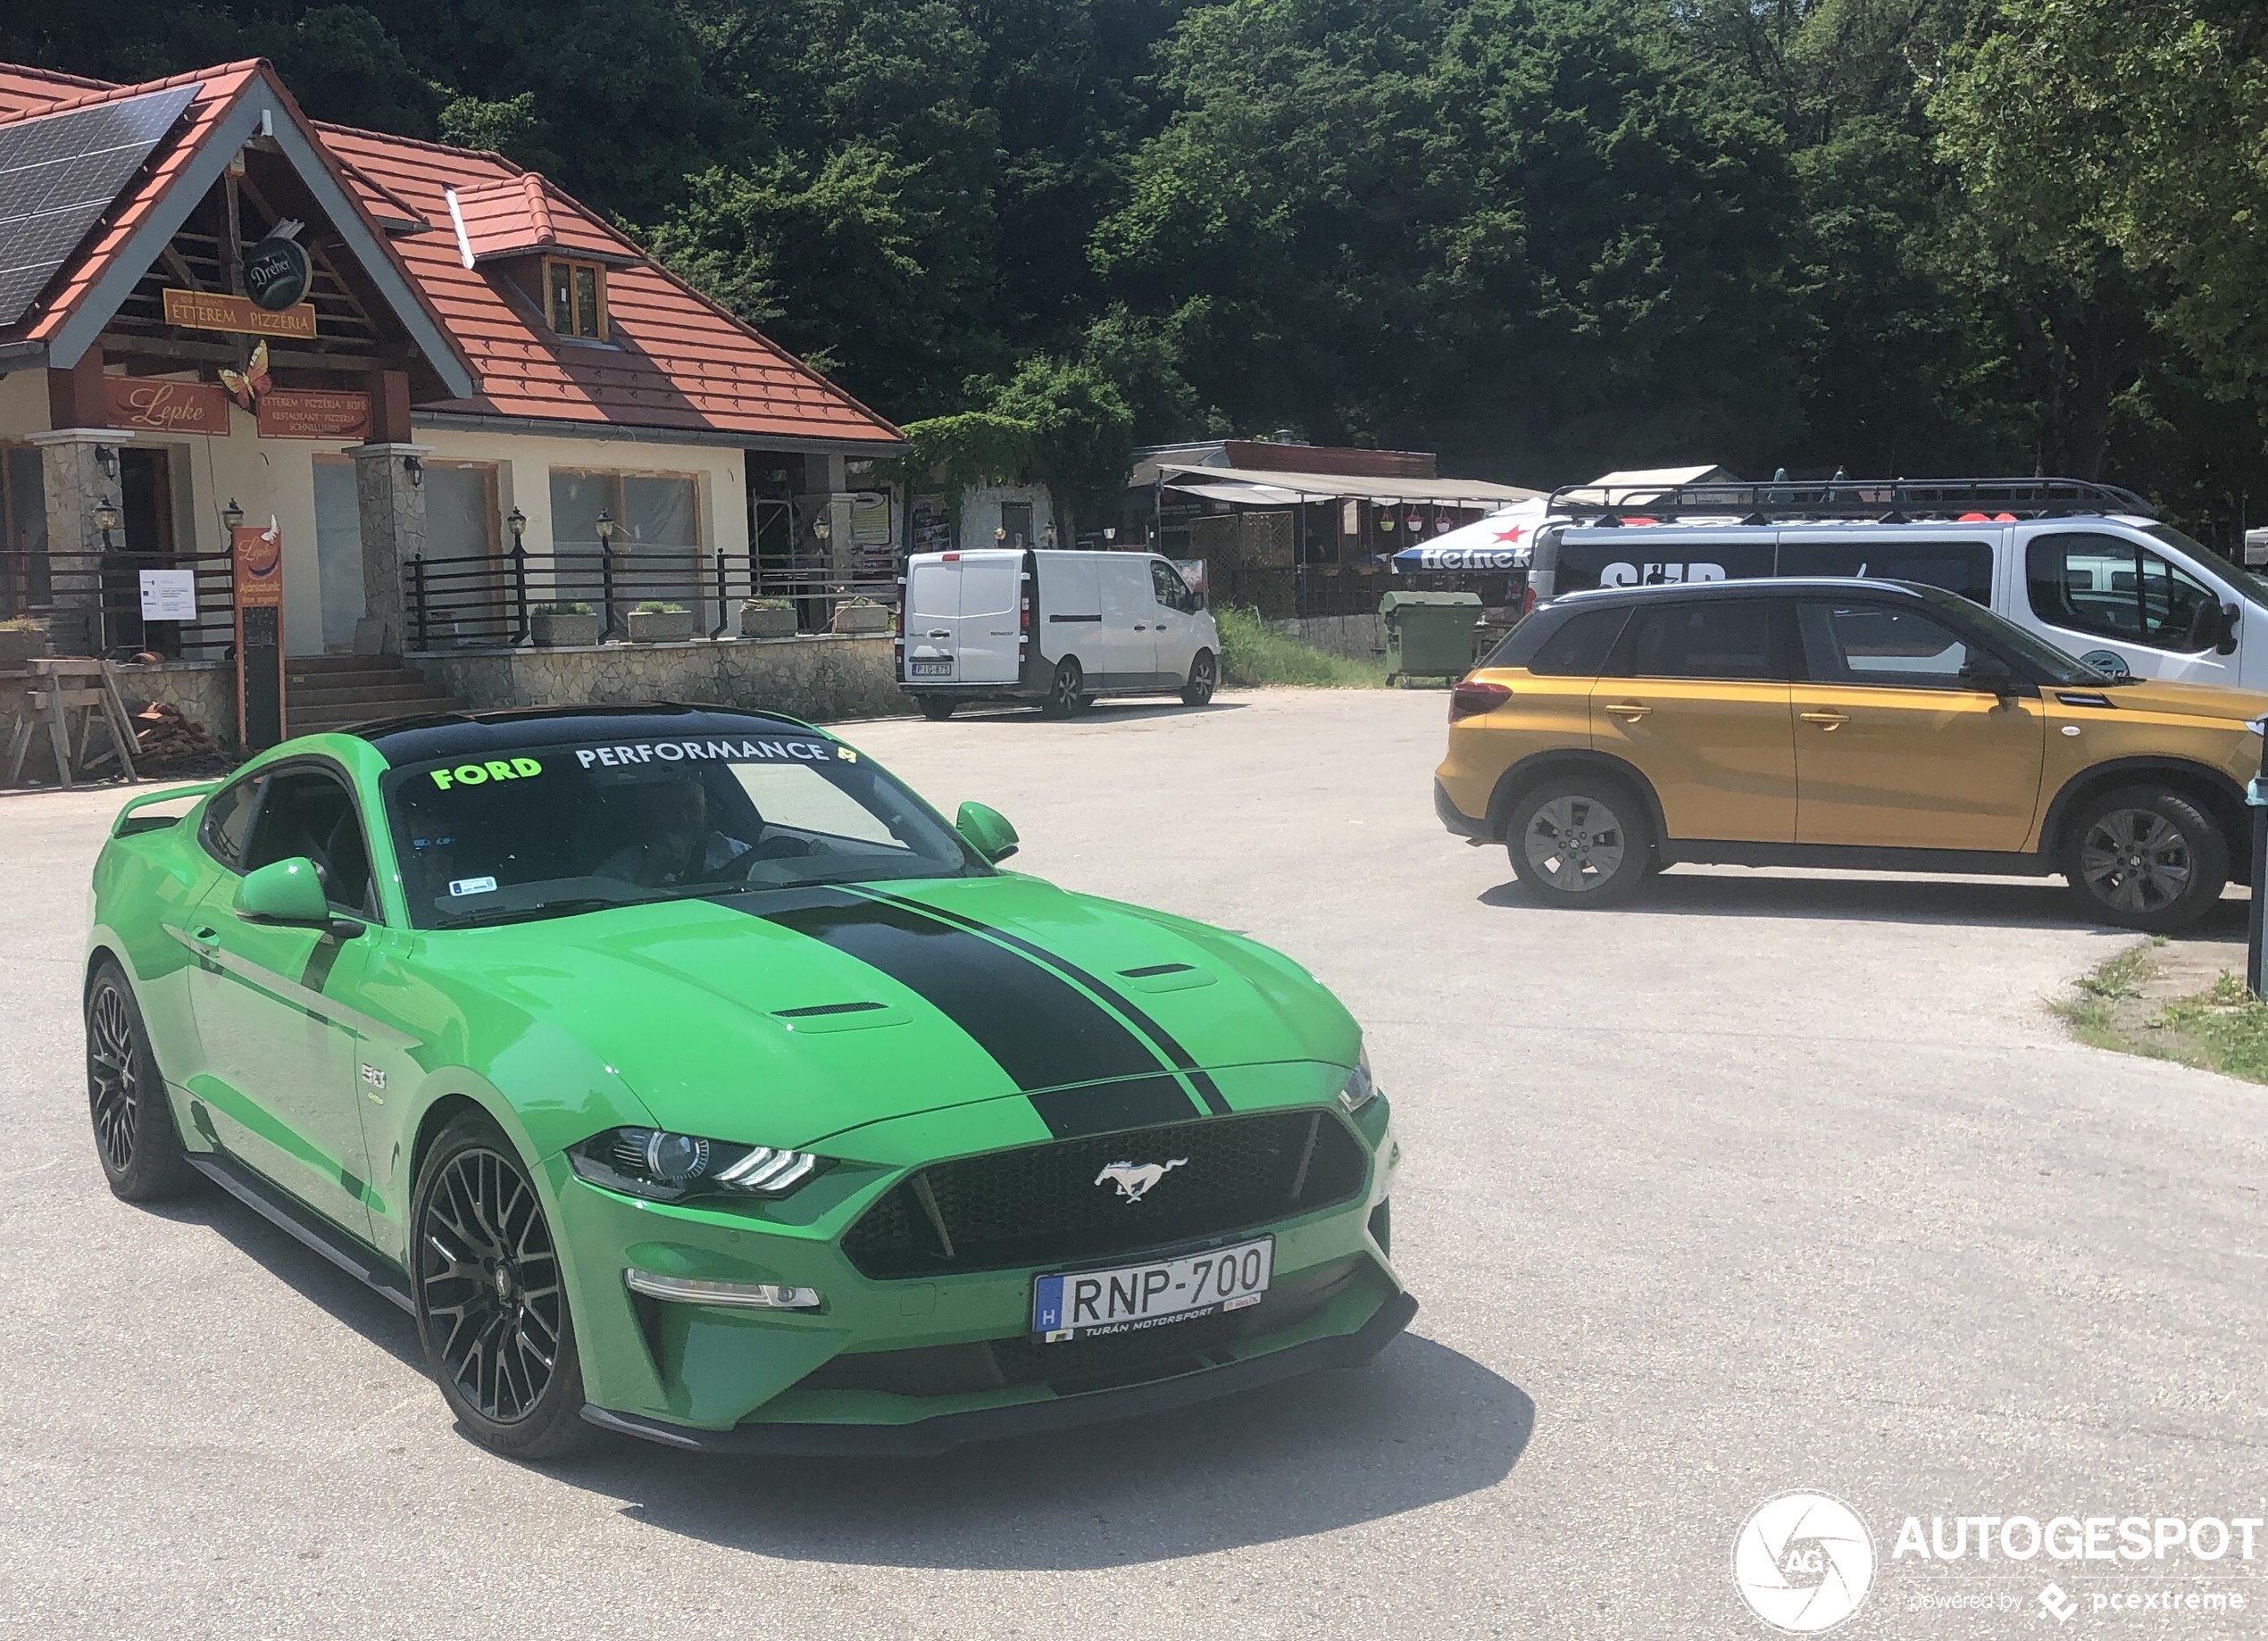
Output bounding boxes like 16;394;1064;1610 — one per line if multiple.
0;688;2260;1639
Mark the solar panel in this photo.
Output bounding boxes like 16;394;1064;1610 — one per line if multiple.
0;81;200;329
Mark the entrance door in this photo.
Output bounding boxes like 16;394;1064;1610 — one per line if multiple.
186;762;379;1236
1588;596;1797;842
999;500;1034;549
1790;599;2046;850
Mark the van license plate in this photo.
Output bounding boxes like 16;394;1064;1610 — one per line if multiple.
909;661;953;677
1031;1237;1272;1342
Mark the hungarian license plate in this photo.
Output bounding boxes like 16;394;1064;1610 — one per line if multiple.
1032;1237;1272;1342
909;660;953;677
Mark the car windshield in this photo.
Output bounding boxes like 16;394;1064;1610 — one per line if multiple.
1900;583;2128;686
380;729;983;929
2143;521;2268;607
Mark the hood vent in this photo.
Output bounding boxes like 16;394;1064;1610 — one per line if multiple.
771;1000;908;1035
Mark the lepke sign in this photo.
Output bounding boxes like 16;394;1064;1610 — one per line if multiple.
104;377;230;435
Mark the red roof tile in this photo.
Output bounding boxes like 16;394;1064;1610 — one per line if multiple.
0;59;901;449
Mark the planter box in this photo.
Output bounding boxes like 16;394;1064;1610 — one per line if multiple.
530;611;600;647
0;628;51;671
830;599;891;635
740;600;798;639
627;608;697;644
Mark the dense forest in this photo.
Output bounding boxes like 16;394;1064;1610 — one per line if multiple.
9;0;2267;535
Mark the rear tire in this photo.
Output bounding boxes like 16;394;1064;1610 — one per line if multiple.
1040;656;1086;719
1505;778;1652;908
918;697;956;721
85;956;197;1203
1181;648;1218;707
412;1111;589;1460
2063;786;2228;932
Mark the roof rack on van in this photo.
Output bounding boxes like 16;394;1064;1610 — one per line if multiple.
1547;475;2156;526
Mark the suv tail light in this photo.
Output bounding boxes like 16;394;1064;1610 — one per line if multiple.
1449;680;1511;721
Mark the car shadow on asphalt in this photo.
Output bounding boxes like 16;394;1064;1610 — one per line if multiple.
940;700;1250;724
555;1332;1533;1568
1479;871;2252;936
143;1187;426;1374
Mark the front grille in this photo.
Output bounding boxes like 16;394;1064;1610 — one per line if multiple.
839;1107;1369;1279
796;1259;1363;1399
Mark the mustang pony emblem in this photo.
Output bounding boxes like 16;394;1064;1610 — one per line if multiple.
1095;1157;1188;1203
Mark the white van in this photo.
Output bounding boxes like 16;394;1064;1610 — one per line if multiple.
1527;477;2268;693
896;548;1221;719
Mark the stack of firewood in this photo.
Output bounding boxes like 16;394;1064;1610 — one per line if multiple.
132;701;221;767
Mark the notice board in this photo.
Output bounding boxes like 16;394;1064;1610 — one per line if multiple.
232;522;285;752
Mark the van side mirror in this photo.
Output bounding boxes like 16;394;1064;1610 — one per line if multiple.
955;802;1020;863
237;856;361;937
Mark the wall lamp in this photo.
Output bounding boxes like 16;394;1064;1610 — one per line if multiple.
94;446;118;481
403;454;423;487
222;497;245;532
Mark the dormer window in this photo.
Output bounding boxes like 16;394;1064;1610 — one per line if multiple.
546;257;606;341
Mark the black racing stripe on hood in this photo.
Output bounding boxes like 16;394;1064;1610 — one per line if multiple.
755;890;1188;1111
863;889;1234;1117
1027;1076;1201;1138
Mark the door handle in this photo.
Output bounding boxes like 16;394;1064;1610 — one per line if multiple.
191;926;220;947
1800;711;1850;730
1604;701;1651;721
927;629;951;639
1133;623;1147;630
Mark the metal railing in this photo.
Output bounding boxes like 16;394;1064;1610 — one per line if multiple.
406;541;903;650
0;544;238;660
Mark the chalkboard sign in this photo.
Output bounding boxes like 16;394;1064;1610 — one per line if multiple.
231;523;286;750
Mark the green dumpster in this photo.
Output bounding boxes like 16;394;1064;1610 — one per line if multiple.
1379;589;1483;684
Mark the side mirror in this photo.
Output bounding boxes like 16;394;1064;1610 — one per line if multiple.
237;856;359;937
955;802;1020;863
1957;654;2020;696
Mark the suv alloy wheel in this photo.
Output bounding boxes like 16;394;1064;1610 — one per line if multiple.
1505;777;1653;907
2064;786;2229;932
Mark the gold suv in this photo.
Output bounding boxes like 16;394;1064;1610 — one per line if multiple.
1434;579;2266;930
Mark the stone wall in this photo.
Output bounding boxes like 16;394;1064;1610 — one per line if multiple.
1272;612;1385;661
412;634;910;724
0;658;236;786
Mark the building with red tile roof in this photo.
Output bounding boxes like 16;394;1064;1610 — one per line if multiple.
0;54;905;718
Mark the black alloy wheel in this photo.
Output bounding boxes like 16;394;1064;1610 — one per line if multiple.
1041;655;1086;718
413;1112;588;1457
920;697;957;721
1505;778;1652;908
2065;786;2228;933
1181;648;1218;707
85;958;196;1202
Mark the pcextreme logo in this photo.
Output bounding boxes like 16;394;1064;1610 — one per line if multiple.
1734;1492;1877;1634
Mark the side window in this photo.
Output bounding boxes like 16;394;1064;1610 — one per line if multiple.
1150;559;1194;612
243;767;377;919
2027;532;2221;653
1797;603;1980;689
1528;608;1630;676
1625;600;1779;680
198;775;262;870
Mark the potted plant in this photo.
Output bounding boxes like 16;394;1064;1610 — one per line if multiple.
627;600;696;643
529;602;598;647
740;596;797;639
0;616;50;671
830;596;891;634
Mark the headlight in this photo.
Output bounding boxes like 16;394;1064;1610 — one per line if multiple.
1338;1046;1380;1113
568;1126;827;1204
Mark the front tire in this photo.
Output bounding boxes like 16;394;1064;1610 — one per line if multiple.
1505;778;1652;908
412;1112;588;1459
85;957;196;1203
1181;648;1218;707
1040;656;1086;719
2064;786;2228;932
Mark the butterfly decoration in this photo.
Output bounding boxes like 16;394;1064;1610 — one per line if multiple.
219;341;271;411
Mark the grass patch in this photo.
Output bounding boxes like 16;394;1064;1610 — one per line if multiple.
2056;940;2268;1085
1214;605;1391;688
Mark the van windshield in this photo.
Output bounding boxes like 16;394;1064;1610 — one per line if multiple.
1904;584;2130;686
2143;523;2268;606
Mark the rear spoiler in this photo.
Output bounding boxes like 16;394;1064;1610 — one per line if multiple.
110;782;219;839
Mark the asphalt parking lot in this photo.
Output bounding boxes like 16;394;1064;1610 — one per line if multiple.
3;688;2263;1638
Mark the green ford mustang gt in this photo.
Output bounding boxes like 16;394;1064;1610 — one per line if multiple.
84;704;1412;1456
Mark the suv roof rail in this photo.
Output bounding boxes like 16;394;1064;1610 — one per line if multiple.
1547;474;2156;526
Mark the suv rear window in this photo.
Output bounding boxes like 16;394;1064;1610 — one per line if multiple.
1527;608;1630;676
1625;600;1779;679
